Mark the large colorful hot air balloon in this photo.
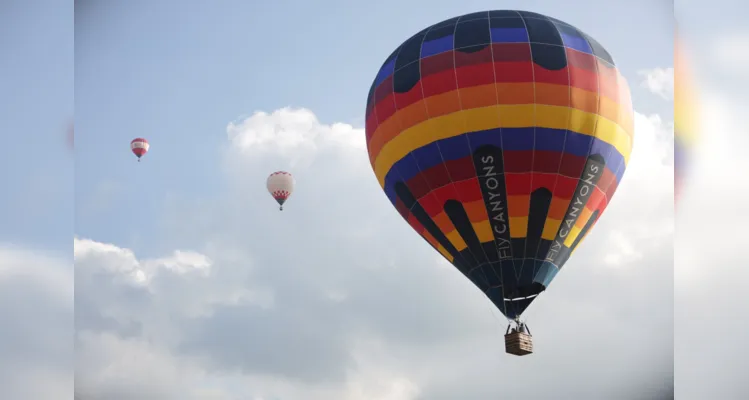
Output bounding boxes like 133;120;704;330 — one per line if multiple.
130;138;149;162
267;171;295;211
365;10;633;352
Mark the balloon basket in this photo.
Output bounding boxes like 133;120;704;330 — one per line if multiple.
505;325;533;356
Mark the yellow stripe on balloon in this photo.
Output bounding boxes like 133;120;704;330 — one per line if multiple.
437;245;454;262
373;104;633;187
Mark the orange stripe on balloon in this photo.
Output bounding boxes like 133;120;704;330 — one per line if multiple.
368;83;633;162
507;195;530;218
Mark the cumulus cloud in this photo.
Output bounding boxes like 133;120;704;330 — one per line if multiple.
639;67;674;100
75;107;674;399
0;245;72;400
673;88;749;399
226;108;366;171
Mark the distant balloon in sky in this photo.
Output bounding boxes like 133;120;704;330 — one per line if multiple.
364;10;633;354
674;30;698;202
130;138;149;162
267;171;295;211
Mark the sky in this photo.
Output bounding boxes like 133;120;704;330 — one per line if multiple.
73;0;674;257
0;0;73;252
2;0;748;398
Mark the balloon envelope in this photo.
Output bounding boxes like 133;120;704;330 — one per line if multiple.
130;138;149;160
365;10;634;319
267;171;295;207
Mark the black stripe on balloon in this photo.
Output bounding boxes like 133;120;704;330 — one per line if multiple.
572;209;600;250
471;143;514;260
524;188;552;280
444;200;487;265
547;154;605;267
444;200;501;293
394;182;469;273
443;200;493;292
558;209;601;268
525;188;552;259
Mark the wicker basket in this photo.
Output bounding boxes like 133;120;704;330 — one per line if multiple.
505;331;533;356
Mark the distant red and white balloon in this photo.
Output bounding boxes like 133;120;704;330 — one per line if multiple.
130;138;150;162
266;171;295;211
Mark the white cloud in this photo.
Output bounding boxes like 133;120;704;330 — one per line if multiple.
674;89;749;286
602;230;642;267
639;67;674;99
75;331;209;400
74;106;677;399
672;84;749;399
0;245;72;400
226;107;366;171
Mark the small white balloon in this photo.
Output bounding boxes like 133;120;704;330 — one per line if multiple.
266;171;295;211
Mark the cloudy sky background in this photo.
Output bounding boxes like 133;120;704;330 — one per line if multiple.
72;0;675;398
674;0;749;398
1;0;748;399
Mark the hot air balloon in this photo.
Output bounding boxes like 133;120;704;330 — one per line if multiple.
267;171;295;211
365;10;633;355
130;138;149;162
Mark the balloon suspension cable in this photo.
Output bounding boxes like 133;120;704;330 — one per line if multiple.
507;316;525;330
507;316;531;336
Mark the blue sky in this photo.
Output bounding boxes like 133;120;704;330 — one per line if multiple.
75;0;672;259
0;0;73;255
